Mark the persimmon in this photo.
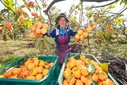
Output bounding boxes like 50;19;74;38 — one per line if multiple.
75;34;80;40
83;31;88;38
5;23;12;30
81;75;87;84
44;64;50;69
27;63;35;70
91;22;97;29
85;78;93;85
33;60;39;66
39;60;45;67
75;79;83;85
86;26;92;33
102;79;115;85
43;69;48;76
79;35;84;40
12;68;21;75
10;75;18;79
41;28;47;34
97;70;108;81
3;70;13;78
35;28;42;35
80;66;89;77
90;60;99;66
26;5;30;10
20;65;27;71
26;75;35;80
35;74;43;80
92;73;98;82
95;65;102;74
27;58;34;62
72;67;81;78
75;60;83;67
20;70;30;79
0;27;2;32
29;1;34;7
69;61;75;69
19;17;24;23
24;2;28;6
35;67;43;74
77;29;83;35
80;55;86;61
106;23;113;29
85;58;91;64
42;24;48;29
49;62;54;67
30;68;38;76
63;79;69;85
64;69;71;79
29;32;36;39
67;75;76;84
30;26;36;31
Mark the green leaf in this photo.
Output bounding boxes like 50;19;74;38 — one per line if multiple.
35;37;42;49
2;34;7;41
100;63;108;73
86;64;96;75
20;5;25;8
39;40;44;53
109;4;115;8
22;0;25;2
14;15;19;21
91;81;98;85
3;0;15;12
44;39;50;53
0;9;8;14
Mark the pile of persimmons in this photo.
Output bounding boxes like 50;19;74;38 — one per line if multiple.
63;55;115;85
2;57;54;80
75;22;97;43
29;21;48;39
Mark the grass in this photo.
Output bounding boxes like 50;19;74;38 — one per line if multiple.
0;37;127;67
0;39;40;66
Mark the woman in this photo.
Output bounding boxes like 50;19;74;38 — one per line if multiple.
48;13;77;64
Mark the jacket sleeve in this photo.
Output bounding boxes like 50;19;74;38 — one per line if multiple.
49;29;56;38
45;29;56;38
69;29;77;36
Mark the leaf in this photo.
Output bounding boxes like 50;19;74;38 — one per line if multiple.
39;40;44;53
14;15;19;21
2;34;7;41
109;4;115;8
43;39;50;53
22;0;25;2
100;63;108;73
86;64;96;75
20;5;25;8
3;0;15;12
0;9;8;14
35;37;42;49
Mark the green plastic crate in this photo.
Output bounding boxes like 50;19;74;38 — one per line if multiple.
0;56;59;85
57;53;120;85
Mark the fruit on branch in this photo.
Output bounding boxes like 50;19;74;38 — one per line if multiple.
5;23;12;30
29;32;37;39
0;27;3;33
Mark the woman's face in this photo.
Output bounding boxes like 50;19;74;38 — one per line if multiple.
58;17;67;28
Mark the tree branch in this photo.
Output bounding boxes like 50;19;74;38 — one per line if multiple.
68;2;82;17
35;0;42;16
43;0;65;14
111;6;127;21
81;0;113;2
90;0;117;9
